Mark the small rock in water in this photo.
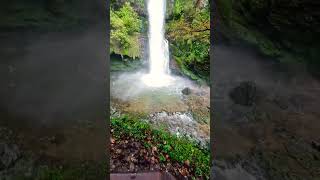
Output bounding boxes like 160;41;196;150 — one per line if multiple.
182;87;191;95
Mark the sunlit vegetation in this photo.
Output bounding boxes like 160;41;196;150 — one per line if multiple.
110;2;142;59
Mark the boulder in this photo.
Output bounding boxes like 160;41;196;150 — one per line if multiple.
182;87;191;95
229;81;265;106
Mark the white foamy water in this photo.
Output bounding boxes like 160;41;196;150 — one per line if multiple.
142;0;172;87
111;72;194;101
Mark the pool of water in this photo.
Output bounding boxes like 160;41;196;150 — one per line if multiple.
111;71;210;146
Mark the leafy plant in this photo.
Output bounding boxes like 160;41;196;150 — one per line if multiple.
110;2;142;59
166;0;210;82
111;115;210;179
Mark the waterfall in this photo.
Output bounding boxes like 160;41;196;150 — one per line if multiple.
148;0;170;75
142;0;173;87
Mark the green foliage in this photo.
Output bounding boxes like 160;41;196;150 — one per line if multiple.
130;0;145;11
110;2;142;59
111;115;210;179
111;0;145;13
172;0;184;18
167;1;210;81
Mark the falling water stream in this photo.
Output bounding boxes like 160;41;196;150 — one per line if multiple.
141;0;174;87
147;0;169;75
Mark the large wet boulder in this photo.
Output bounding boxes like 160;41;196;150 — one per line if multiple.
229;81;264;106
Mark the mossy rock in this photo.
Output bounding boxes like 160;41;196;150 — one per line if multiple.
110;53;144;72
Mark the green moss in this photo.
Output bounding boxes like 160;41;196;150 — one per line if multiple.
175;56;208;85
110;55;143;72
110;61;143;72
